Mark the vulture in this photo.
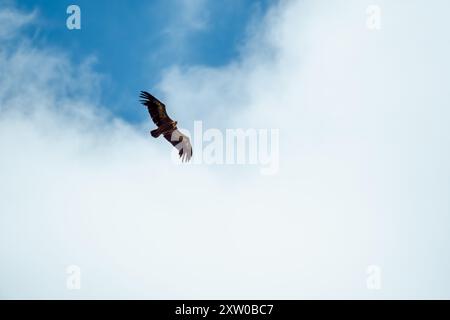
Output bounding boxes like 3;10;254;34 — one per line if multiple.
139;91;193;162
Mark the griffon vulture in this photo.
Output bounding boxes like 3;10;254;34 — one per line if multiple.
139;91;192;162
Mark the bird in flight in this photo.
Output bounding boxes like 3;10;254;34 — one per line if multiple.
139;91;193;162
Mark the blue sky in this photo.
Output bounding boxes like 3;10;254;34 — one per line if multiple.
17;0;271;122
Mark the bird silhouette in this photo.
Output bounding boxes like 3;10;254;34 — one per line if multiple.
139;91;192;162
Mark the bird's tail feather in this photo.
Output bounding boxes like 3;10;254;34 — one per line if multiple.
150;128;161;138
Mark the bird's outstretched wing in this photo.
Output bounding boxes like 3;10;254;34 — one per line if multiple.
139;91;174;126
163;129;193;162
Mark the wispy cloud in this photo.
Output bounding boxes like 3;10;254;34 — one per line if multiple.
0;5;35;40
156;0;210;55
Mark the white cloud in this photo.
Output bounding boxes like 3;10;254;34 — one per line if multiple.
0;5;35;40
1;0;450;299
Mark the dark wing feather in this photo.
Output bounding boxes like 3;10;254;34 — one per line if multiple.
163;129;193;162
139;91;174;126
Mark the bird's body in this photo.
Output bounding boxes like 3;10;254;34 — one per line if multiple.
139;91;192;162
150;120;177;138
